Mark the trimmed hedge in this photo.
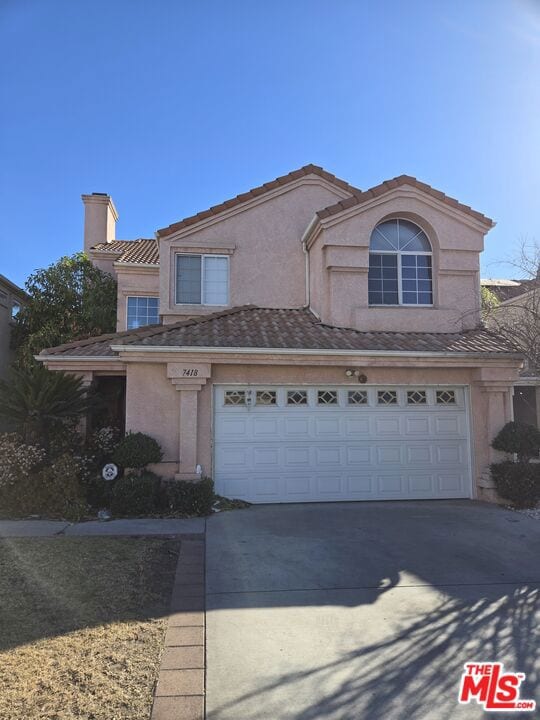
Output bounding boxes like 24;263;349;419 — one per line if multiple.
492;421;540;462
110;471;163;516
164;477;214;517
112;432;163;469
491;461;540;509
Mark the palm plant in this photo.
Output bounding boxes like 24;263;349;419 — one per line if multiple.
0;364;93;447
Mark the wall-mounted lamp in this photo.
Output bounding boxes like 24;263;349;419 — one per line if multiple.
345;368;368;383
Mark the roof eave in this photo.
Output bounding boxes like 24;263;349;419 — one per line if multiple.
113;261;160;270
107;344;522;360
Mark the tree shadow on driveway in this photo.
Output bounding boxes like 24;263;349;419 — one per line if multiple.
208;583;539;719
205;501;540;720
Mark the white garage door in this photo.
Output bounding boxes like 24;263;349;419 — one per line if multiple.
214;385;472;503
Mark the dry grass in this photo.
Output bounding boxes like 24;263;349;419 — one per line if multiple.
0;536;180;720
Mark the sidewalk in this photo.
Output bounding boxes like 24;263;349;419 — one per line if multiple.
0;517;205;537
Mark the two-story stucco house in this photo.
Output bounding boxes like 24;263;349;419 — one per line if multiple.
39;165;522;504
0;274;27;380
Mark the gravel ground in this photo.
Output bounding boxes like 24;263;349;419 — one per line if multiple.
513;507;540;520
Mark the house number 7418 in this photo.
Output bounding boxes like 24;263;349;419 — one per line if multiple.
182;368;199;377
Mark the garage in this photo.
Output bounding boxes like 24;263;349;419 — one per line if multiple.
214;385;472;503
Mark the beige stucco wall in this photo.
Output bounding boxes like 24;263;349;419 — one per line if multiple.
158;178;349;322
116;266;160;331
89;253;117;275
122;357;517;502
85;178;490;336
308;189;486;332
125;362;180;476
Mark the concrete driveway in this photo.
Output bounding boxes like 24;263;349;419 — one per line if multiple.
205;501;540;720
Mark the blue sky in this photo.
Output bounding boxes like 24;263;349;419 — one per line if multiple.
1;0;539;288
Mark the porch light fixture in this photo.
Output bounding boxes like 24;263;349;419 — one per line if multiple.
345;368;368;384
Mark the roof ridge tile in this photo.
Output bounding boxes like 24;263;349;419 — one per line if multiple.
315;175;494;227
156;165;361;237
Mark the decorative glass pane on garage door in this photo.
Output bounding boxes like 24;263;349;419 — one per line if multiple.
436;390;456;405
348;390;368;405
287;390;308;405
318;390;338;405
407;390;427;405
377;390;398;405
256;390;277;405
224;390;246;406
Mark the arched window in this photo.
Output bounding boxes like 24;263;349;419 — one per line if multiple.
368;219;433;306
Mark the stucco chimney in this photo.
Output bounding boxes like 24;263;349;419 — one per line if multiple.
81;193;118;254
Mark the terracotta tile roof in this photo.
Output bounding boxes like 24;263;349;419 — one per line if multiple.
156;164;361;238
316;175;495;228
91;238;159;266
40;306;519;359
90;240;134;254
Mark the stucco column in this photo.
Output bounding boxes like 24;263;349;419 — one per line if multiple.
472;380;514;501
484;388;510;463
77;371;94;438
167;363;211;481
175;385;200;480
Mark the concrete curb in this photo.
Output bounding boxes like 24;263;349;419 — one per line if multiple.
0;517;206;538
151;538;206;720
0;520;70;537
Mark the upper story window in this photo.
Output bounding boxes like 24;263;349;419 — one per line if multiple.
127;296;159;329
368;219;433;306
176;254;229;305
11;302;20;320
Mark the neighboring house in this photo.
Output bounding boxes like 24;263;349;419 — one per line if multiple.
0;274;27;380
39;165;522;504
481;277;540;428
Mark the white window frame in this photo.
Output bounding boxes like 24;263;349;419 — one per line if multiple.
126;295;160;330
368;218;434;307
369;249;433;307
175;253;229;307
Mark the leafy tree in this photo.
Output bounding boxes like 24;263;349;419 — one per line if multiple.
480;286;500;318
0;364;94;447
482;240;540;374
12;252;116;366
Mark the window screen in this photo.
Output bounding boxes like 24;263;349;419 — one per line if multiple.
176;255;202;304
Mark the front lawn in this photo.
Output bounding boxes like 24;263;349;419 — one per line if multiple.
0;536;180;719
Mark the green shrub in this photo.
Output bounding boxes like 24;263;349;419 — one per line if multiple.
111;471;163;516
0;439;88;521
165;477;214;517
112;432;163;469
492;421;540;462
491;461;540;508
0;364;94;449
